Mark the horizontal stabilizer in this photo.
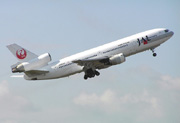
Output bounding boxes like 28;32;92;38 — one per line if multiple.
25;70;49;77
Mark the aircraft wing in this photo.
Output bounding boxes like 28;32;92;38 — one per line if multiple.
73;56;110;69
25;70;49;77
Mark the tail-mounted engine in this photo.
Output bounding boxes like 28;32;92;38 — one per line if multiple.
11;53;51;73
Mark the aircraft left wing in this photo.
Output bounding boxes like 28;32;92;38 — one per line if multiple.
73;56;110;69
73;53;126;70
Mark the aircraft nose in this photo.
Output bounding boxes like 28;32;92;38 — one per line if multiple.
170;31;174;36
167;30;174;37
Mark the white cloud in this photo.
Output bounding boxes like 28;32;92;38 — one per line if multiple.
0;80;39;122
126;65;180;91
158;75;180;90
73;90;116;106
0;80;9;97
73;89;162;117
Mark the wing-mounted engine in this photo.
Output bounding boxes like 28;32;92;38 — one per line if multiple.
11;53;51;73
108;53;126;65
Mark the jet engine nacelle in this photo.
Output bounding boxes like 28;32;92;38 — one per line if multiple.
109;53;125;65
12;53;51;72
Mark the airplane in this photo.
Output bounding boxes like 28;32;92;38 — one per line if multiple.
7;28;174;80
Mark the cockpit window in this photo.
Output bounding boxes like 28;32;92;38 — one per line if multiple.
164;29;169;32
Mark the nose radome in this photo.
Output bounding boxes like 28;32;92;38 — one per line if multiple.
169;30;174;37
171;31;174;36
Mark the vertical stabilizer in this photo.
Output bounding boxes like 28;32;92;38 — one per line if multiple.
7;43;38;62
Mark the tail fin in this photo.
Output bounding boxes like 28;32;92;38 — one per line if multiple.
7;43;38;62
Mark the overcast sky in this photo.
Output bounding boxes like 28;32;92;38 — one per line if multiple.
0;0;180;123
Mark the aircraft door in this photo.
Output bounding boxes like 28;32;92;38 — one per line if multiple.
130;40;137;54
98;51;103;57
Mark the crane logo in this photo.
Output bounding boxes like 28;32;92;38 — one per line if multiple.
16;49;27;59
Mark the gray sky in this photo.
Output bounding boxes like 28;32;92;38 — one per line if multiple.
0;0;180;123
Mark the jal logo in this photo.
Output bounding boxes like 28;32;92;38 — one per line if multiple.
137;35;151;46
16;49;27;59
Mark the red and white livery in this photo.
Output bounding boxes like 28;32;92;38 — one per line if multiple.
7;28;174;80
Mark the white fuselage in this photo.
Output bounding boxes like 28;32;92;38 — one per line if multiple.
24;28;174;80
